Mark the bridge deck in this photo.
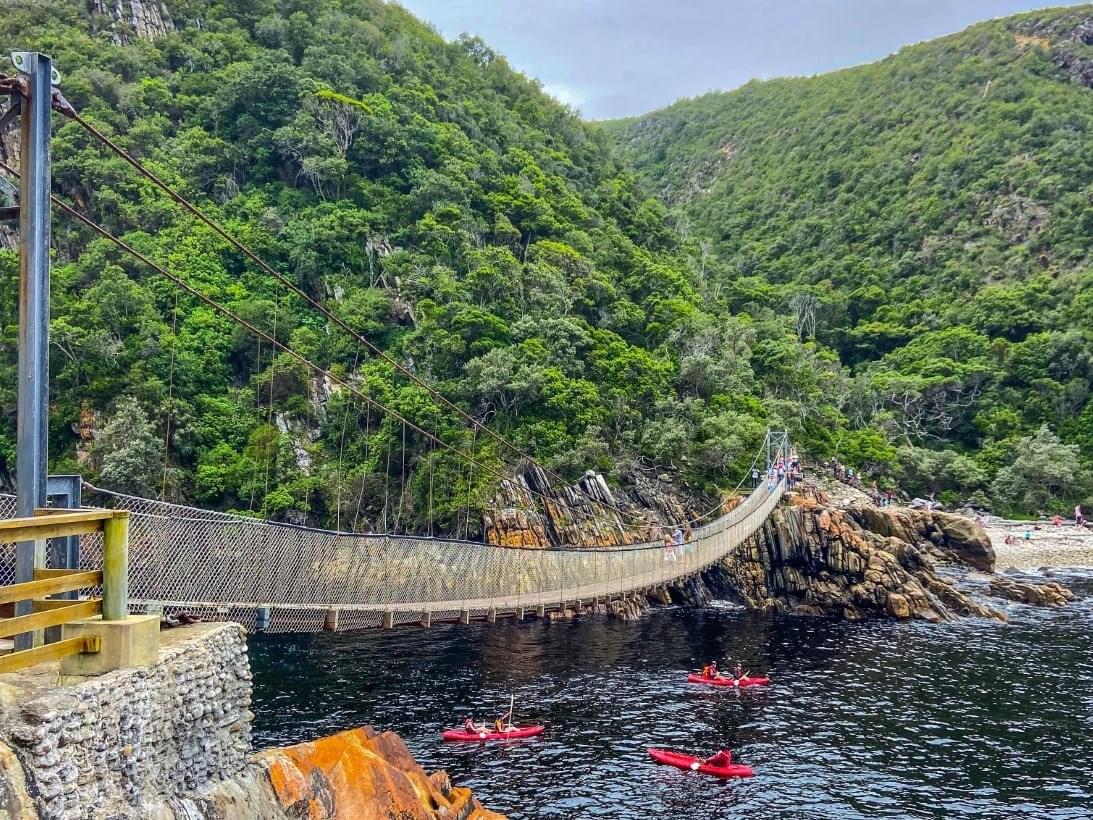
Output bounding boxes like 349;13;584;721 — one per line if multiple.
3;480;784;633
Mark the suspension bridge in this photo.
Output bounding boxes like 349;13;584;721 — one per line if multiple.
0;51;792;670
2;473;786;634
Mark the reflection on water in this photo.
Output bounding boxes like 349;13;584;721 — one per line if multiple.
250;572;1093;819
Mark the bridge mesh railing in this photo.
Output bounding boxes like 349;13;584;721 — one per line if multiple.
0;480;783;633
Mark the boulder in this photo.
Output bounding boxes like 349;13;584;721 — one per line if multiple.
931;511;995;572
989;577;1074;607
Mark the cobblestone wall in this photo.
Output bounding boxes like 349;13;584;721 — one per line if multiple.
0;623;251;819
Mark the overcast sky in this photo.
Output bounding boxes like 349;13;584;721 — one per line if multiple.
397;0;1085;118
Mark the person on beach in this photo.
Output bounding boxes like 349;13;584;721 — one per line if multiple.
1076;505;1085;527
1053;514;1061;527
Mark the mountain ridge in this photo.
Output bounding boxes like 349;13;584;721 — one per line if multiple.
606;4;1092;513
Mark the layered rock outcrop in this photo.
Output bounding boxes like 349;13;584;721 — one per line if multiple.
484;463;701;548
89;0;174;44
185;726;503;820
693;486;1073;622
845;504;995;572
701;490;1005;622
988;576;1075;607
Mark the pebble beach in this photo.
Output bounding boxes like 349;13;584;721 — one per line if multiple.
984;519;1093;571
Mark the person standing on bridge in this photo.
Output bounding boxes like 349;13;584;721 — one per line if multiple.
751;467;760;488
663;532;677;562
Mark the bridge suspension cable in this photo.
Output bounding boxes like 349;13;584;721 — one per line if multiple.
0;160;626;537
55;105;690;529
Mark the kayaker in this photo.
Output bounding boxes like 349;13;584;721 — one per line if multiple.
702;661;719;679
464;716;484;733
730;663;746;681
703;749;732;767
494;716;510;733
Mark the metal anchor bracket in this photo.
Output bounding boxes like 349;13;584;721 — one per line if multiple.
11;52;61;86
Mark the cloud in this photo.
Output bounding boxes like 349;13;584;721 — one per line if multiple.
541;82;588;111
398;0;1087;119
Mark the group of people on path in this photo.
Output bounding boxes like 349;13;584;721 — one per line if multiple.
1048;504;1088;529
826;458;897;506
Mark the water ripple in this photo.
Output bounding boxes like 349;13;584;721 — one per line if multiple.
250;573;1093;819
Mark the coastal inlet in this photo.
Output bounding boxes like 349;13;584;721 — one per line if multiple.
250;570;1093;819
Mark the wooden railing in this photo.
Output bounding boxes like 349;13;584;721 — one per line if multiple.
0;508;129;674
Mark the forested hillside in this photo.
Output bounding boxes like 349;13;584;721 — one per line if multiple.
0;2;1087;529
0;0;818;533
610;6;1093;513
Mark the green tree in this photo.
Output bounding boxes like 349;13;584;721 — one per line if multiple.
97;397;162;496
990;426;1085;514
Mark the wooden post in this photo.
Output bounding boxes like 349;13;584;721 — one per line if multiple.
459;609;470;624
420;611;431;628
101;510;129;621
486;608;496;624
381;610;394;629
323;609;339;631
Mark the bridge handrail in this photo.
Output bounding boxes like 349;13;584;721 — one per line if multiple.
0;480;785;633
0;507;129;672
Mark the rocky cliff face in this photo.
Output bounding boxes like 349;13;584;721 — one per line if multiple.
692;486;1071;622
1019;13;1093;89
484;463;701;548
0;102;17;252
90;0;175;44
699;490;1004;622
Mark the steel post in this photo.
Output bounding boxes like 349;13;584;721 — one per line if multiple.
13;52;52;650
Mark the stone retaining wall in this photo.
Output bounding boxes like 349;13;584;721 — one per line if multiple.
0;623;251;819
0;623;501;819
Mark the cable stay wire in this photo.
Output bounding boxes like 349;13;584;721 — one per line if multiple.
0;160;673;541
58;106;688;529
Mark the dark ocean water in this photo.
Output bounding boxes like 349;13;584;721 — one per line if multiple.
249;570;1093;819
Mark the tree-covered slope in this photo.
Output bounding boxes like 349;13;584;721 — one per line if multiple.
0;0;810;532
610;6;1093;512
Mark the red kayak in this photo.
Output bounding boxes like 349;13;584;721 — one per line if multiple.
442;725;545;742
687;673;770;688
648;748;755;779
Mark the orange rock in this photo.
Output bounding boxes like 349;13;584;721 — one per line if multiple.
260;726;505;819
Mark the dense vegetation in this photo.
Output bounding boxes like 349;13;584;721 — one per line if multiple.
0;2;1087;530
610;6;1093;514
0;0;807;533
